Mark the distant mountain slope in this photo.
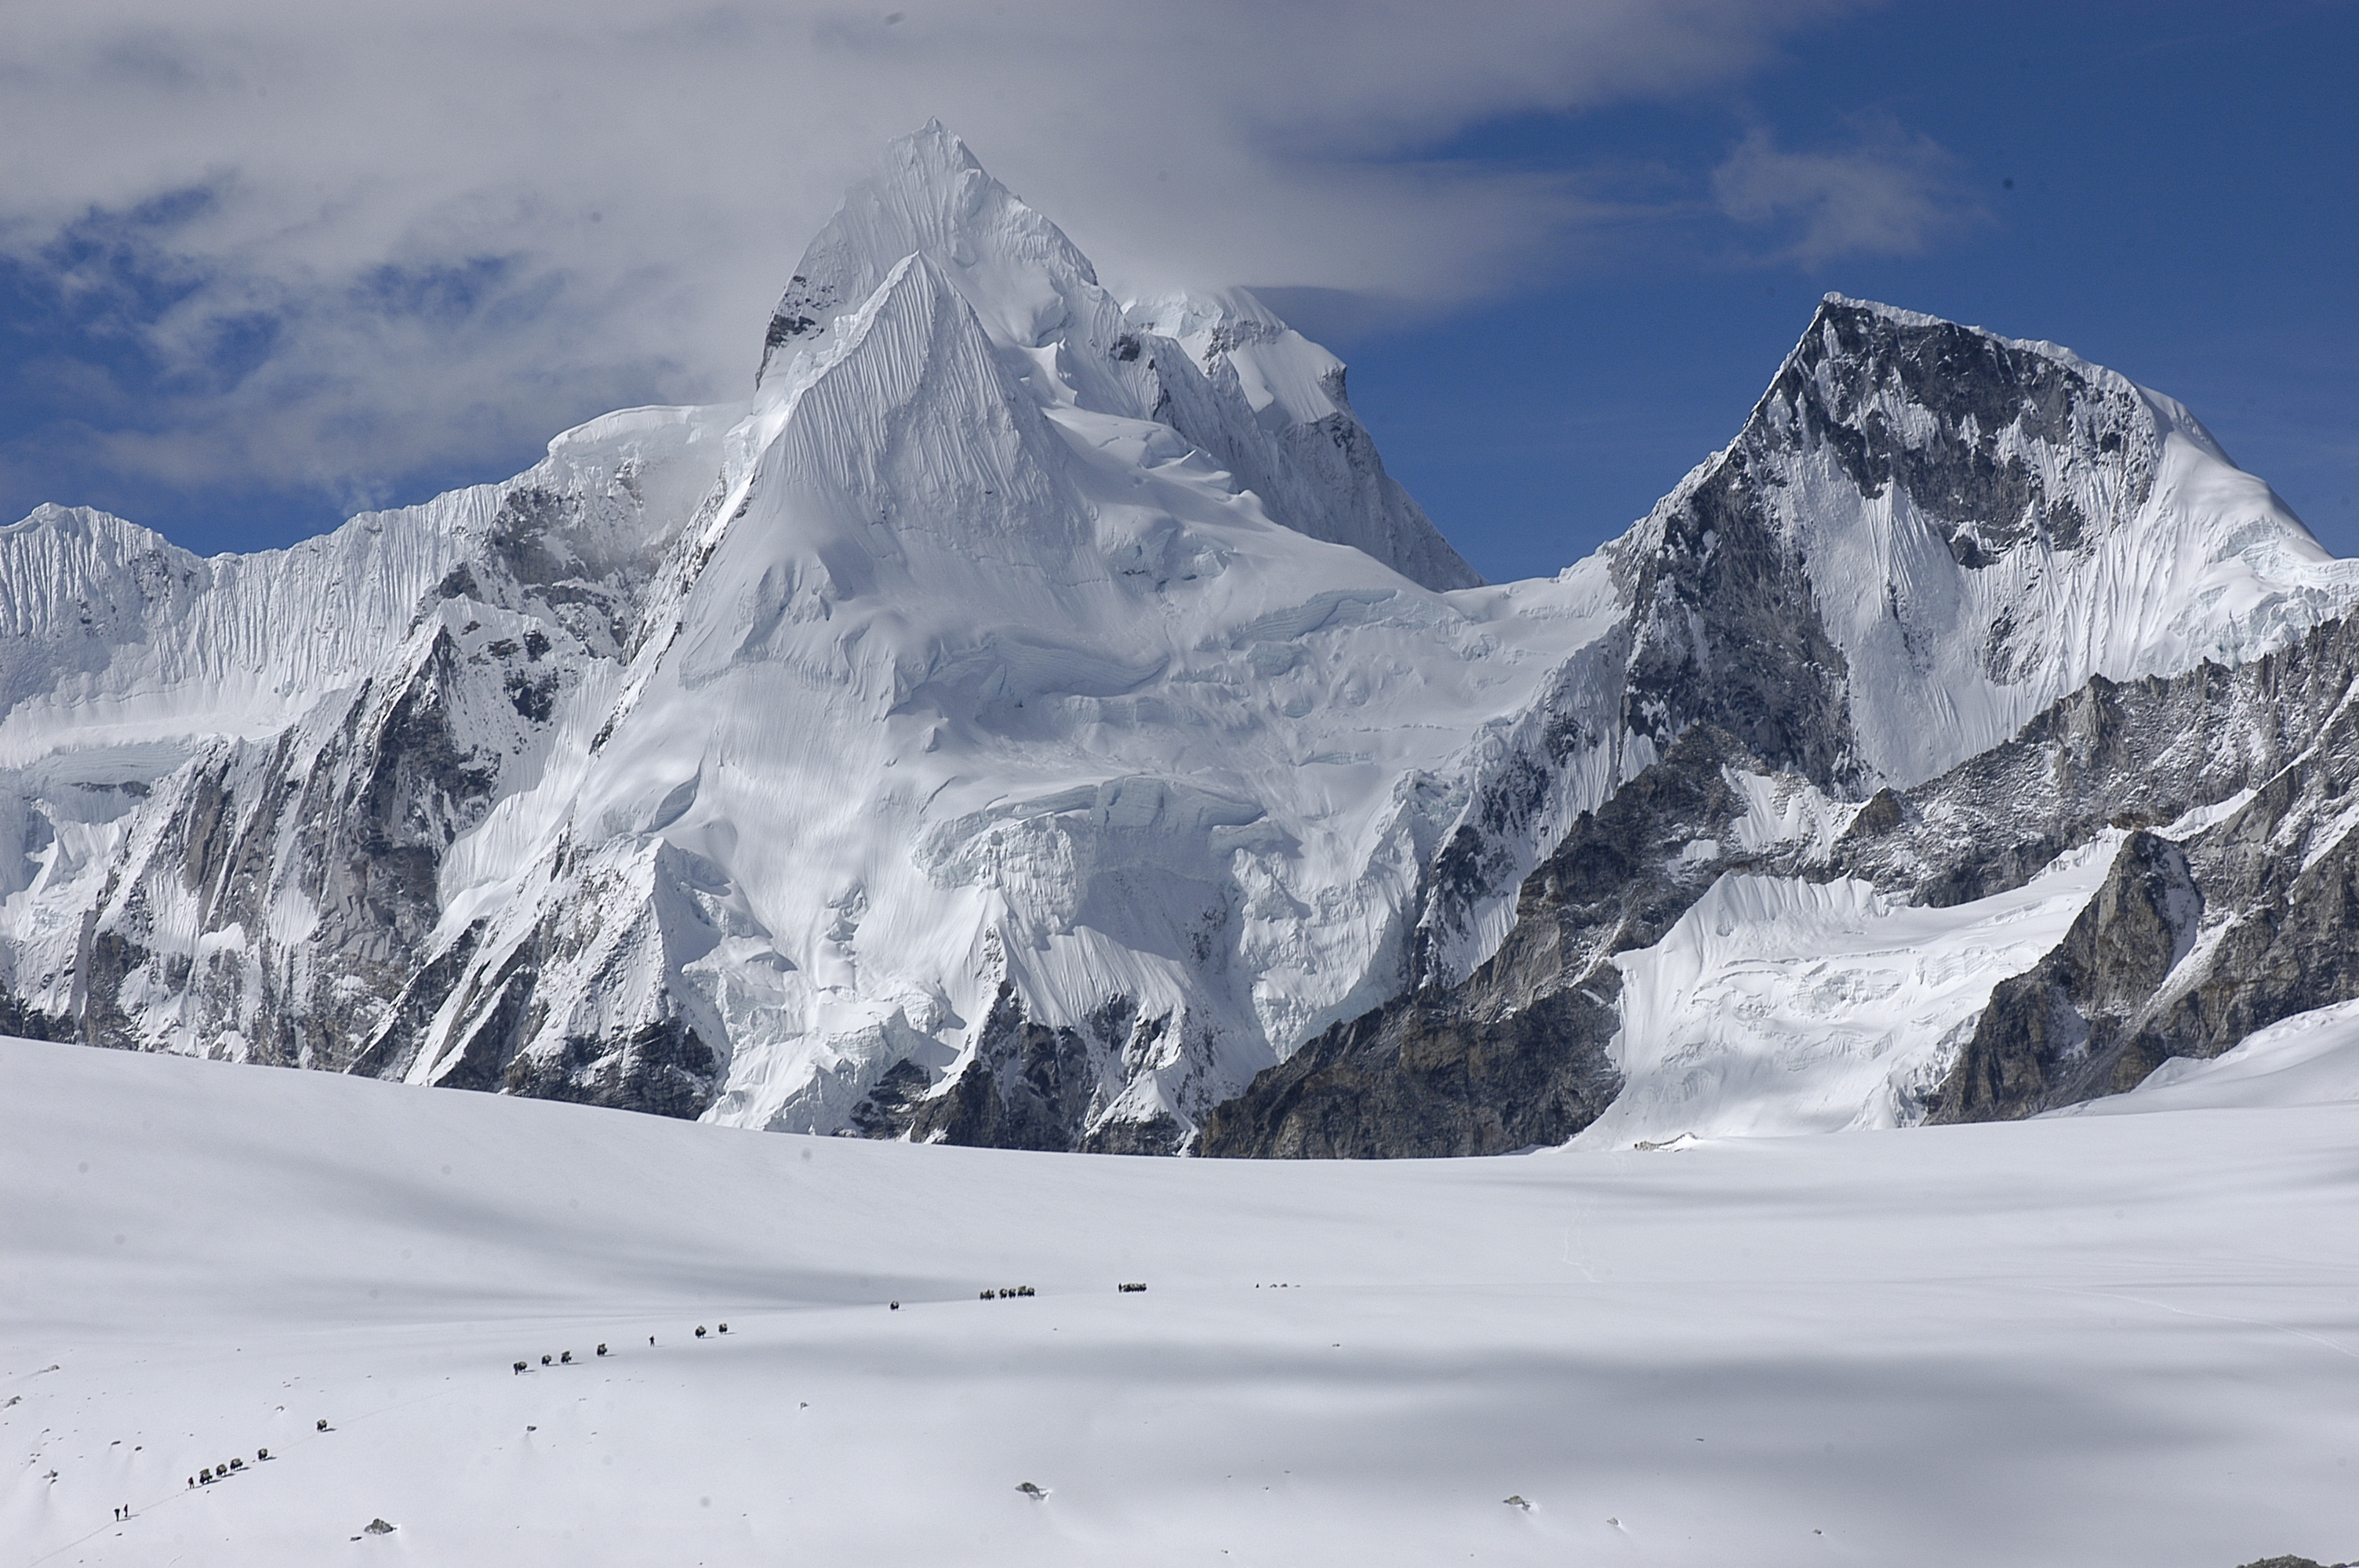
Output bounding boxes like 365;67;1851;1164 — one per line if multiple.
4;125;2354;1154
1207;615;2359;1156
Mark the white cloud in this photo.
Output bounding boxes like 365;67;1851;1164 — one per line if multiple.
1709;119;1981;267
0;0;1868;511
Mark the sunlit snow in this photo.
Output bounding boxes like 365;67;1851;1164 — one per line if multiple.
5;1034;2357;1566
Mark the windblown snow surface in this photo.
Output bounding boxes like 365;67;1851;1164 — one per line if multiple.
6;1035;2357;1567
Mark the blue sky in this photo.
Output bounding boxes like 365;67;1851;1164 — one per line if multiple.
2;1;2351;582
1332;2;2359;580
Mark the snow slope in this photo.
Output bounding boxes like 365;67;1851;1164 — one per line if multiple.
7;1035;2357;1567
1576;835;2130;1149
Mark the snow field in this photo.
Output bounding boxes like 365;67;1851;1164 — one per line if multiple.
6;1036;2357;1567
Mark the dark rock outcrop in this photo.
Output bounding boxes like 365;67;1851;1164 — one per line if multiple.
1928;831;2200;1121
1776;297;2154;571
71;626;522;1071
903;996;1099;1153
1198;985;1623;1159
1862;617;2359;1107
502;1016;719;1121
852;986;1190;1155
1617;452;1857;793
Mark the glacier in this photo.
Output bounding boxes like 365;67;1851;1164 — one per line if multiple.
5;122;2356;1152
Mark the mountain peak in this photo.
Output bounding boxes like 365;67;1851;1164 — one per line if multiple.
1796;292;2116;401
864;119;1004;233
1612;289;2354;793
746;126;1480;593
1754;291;2308;572
754;125;1099;390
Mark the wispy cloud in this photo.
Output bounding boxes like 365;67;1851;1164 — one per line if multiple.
0;0;1876;532
1710;118;1983;267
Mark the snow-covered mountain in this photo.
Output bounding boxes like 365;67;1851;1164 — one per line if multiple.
5;124;2354;1153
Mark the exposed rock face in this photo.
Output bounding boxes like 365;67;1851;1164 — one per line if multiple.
858;987;1098;1152
2142;676;2359;1061
847;987;1192;1155
1842;617;2359;1113
1615;445;1858;793
1928;831;2200;1120
38;442;699;1105
1194;985;1622;1160
73;619;544;1069
501;1016;719;1121
1830;631;2356;909
1875;616;2359;1121
1775;298;2153;572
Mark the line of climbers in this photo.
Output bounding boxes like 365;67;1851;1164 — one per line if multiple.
189;1446;271;1487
